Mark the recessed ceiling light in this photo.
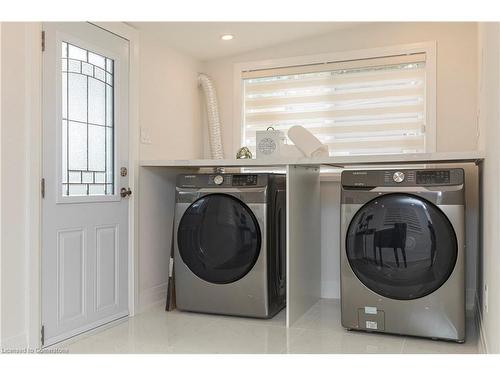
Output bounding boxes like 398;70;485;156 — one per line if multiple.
221;34;234;41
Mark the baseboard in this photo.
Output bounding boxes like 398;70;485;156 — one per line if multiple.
1;332;27;350
474;293;489;354
138;282;168;313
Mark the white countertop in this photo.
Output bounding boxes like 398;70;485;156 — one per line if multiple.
140;151;485;168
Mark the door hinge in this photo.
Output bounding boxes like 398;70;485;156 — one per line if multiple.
41;325;45;346
41;31;45;52
41;178;45;198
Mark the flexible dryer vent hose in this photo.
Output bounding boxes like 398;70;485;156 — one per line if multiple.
198;73;224;160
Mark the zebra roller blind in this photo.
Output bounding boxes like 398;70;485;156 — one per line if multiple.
241;52;428;157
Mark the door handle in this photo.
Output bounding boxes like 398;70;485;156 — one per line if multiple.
120;187;132;198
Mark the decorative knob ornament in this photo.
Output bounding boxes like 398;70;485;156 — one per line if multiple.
236;146;253;159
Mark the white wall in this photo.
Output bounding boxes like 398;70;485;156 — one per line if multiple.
203;22;479;299
137;32;204;311
477;22;500;354
139;33;204;161
0;22;30;348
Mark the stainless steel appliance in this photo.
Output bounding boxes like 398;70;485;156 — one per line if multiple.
340;168;465;342
174;173;286;318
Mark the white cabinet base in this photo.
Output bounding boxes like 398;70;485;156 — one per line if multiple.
286;165;321;327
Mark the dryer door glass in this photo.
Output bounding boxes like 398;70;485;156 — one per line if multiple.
177;193;261;284
345;193;458;300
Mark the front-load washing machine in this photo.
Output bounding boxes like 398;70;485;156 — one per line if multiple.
174;173;286;318
340;168;465;342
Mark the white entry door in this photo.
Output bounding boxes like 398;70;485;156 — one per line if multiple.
42;22;130;347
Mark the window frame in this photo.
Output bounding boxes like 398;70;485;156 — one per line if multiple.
232;41;437;158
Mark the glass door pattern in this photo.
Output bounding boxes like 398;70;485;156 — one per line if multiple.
61;42;115;196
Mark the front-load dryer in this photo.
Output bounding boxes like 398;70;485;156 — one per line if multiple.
340;168;465;342
174;173;286;318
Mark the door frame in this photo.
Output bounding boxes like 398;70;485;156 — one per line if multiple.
0;21;3;348
28;21;140;348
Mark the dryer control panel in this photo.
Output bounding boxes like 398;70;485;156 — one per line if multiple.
232;174;258;186
177;173;277;188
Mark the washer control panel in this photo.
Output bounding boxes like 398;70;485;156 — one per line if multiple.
342;168;463;187
416;170;450;185
383;170;416;185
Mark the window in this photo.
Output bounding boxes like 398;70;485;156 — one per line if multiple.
239;46;435;157
61;42;115;196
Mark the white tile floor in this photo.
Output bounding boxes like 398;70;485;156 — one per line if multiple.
59;299;481;354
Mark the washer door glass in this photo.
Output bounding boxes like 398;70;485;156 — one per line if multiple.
346;193;458;300
177;193;261;284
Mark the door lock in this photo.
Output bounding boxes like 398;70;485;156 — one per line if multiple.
120;187;132;198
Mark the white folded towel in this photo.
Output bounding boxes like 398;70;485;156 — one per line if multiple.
287;125;329;158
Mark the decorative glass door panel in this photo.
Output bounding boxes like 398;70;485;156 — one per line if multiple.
61;42;114;196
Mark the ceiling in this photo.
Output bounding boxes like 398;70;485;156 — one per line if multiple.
128;22;362;61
